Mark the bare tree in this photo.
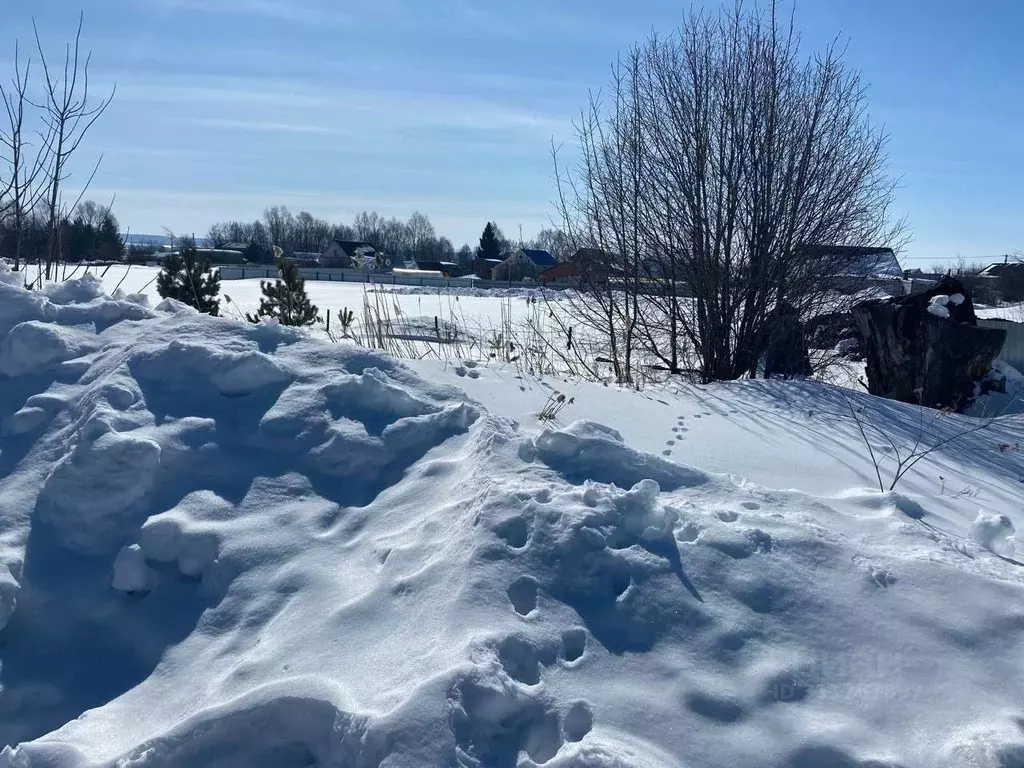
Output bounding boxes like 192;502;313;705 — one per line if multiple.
557;2;906;384
32;14;115;280
0;41;52;271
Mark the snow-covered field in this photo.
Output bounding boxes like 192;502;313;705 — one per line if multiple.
978;303;1024;322
1;266;1024;767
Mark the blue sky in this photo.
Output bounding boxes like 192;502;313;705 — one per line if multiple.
4;0;1022;264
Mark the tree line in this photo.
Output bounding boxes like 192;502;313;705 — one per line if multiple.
207;207;573;267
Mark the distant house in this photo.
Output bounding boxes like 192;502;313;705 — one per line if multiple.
979;261;1024;302
473;258;503;279
493;248;557;281
415;261;463;277
165;248;244;266
798;245;902;280
289;251;322;266
321;240;377;269
541;248;622;284
221;241;250;252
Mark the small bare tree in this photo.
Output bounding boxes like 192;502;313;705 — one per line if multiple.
557;1;907;384
0;42;53;272
33;14;115;280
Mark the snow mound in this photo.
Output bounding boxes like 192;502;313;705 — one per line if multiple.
970;511;1016;557
39;430;163;555
528;420;707;490
132;338;292;396
42;275;105;305
1;278;1024;767
0;322;98;377
0;262;23;287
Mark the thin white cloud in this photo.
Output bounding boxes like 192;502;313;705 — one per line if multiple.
186;118;352;136
116;75;571;139
151;0;351;26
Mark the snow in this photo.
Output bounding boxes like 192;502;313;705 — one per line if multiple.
111;544;154;593
0;276;1023;766
928;294;952;318
0;565;17;632
978;302;1024;322
970;512;1016;558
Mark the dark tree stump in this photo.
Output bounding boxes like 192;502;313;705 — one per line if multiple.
765;301;813;379
852;277;1007;412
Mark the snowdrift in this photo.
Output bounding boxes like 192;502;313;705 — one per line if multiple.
1;269;1023;768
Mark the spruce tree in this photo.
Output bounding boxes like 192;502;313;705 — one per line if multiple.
96;214;124;262
476;222;502;263
246;258;319;326
156;247;221;315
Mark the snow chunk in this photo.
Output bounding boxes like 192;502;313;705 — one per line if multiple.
40;431;162;554
381;402;480;453
948;293;966;306
155;297;200;315
140;517;184;563
323;367;435;420
177;532;219;578
611;479;679;540
531;420;706;491
0;261;23;287
125;293;150;308
111;544;154;593
928;295;951;319
0;321;96;377
209;351;290;396
0;564;19;631
309;419;394;477
43;274;105;305
2;406;50;436
970;512;1016;557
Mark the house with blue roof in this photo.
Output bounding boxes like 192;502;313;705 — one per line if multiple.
492;248;557;281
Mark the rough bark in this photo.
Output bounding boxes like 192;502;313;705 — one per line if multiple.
853;277;1007;412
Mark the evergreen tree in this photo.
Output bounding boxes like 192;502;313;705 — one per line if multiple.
246;258;319;326
476;222;502;262
156;247;221;315
96;213;124;262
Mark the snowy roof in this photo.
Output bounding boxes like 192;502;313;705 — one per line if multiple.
801;245;902;279
519;248;557;267
980;262;1024;277
331;240;376;257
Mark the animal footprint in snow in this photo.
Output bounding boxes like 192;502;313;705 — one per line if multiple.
741;501;761;511
561;629;587;663
662;450;672;457
717;510;740;523
454;366;467;377
468;370;480;379
508;576;539;616
666;440;676;447
495;516;531;549
563;701;594;742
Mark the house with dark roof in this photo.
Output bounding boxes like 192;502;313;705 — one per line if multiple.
979;261;1024;302
492;248;557;281
321;240;377;269
541;248;624;284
